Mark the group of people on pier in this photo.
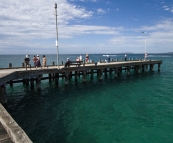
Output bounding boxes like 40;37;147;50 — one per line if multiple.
75;54;89;63
24;55;47;68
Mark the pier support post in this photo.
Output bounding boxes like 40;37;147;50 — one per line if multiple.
82;71;87;82
25;78;29;86
65;73;69;85
142;65;145;72
145;65;148;72
36;75;41;92
127;66;130;76
0;84;7;104
109;68;113;74
99;69;103;80
90;70;93;80
75;71;78;81
10;80;13;87
55;73;59;85
49;74;52;83
104;68;107;77
137;65;140;73
158;64;161;72
114;68;118;78
150;64;154;72
30;78;34;90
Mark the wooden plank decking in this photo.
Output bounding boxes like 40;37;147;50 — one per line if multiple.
0;122;13;143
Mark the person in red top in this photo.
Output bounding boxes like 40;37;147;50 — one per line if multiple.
33;55;37;67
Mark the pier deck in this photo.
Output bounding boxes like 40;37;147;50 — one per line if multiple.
0;60;162;86
0;122;13;143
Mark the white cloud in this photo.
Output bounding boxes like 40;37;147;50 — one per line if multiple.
97;8;106;14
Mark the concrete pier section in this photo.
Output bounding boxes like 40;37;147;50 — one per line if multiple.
0;104;33;143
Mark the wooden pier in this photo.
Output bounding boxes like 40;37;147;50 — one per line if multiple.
0;104;33;143
0;60;162;104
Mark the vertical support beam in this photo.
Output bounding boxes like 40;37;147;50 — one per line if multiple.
65;72;69;85
145;65;148;73
75;71;78;82
114;68;118;78
10;80;13;87
127;66;130;76
90;70;93;80
142;65;145;72
97;69;99;76
55;73;59;85
0;84;7;104
150;64;154;72
25;78;29;86
104;68;107;77
82;71;87;82
119;67;122;73
109;68;113;74
99;69;103;80
23;79;25;85
158;64;161;72
137;65;141;73
36;75;41;92
49;73;52;83
52;73;55;81
30;78;34;90
69;72;72;79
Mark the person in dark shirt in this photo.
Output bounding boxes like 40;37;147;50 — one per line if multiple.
65;58;71;67
24;55;30;64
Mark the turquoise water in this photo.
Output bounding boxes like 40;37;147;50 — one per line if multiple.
1;54;173;143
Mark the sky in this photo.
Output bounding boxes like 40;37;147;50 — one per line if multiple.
0;0;173;54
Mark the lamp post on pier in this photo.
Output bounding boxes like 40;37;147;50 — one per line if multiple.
55;3;59;68
142;31;147;60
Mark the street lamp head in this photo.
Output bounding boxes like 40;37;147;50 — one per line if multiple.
142;31;147;35
55;3;57;9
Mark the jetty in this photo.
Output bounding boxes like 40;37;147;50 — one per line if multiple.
0;59;162;104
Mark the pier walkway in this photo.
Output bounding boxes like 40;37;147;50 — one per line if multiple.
0;104;33;143
0;60;162;104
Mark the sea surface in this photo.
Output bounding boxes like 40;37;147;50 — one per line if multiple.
1;54;173;143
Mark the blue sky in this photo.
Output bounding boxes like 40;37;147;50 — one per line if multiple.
0;0;173;54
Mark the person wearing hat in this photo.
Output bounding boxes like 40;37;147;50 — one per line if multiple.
65;58;71;67
35;55;41;68
24;55;31;70
42;55;47;68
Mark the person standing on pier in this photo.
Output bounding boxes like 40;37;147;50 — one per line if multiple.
65;58;71;67
85;54;89;64
42;55;47;68
33;55;37;67
35;55;41;68
24;55;30;65
79;55;82;61
125;54;127;61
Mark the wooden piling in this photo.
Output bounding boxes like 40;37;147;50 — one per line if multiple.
82;71;87;82
55;73;59;85
0;85;7;104
36;75;41;91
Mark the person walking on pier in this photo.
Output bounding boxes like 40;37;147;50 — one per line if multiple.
24;55;30;64
79;55;82;61
33;55;37;67
85;54;89;64
65;58;71;67
125;54;127;61
42;55;47;68
35;55;41;68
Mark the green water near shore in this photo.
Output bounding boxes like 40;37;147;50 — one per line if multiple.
2;54;173;143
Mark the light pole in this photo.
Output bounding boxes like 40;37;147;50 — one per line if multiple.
55;3;59;68
142;31;147;60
